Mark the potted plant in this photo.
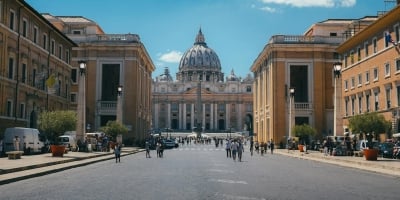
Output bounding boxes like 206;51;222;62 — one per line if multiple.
99;121;128;149
38;110;77;157
348;112;390;161
292;124;316;152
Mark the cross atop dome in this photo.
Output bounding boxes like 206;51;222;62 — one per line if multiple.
194;28;207;46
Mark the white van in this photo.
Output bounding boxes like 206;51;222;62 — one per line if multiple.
58;135;78;152
3;127;46;154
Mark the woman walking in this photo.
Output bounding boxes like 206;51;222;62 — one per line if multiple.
114;143;121;163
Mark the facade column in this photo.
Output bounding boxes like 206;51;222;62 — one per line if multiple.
238;103;242;131
202;103;206;130
226;103;230;130
191;104;195;130
154;103;159;129
183;103;186;130
179;102;183;129
167;103;171;128
210;104;214;130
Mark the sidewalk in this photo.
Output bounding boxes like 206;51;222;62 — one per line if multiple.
0;147;144;185
274;148;400;177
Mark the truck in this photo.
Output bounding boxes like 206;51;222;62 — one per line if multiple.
3;127;46;154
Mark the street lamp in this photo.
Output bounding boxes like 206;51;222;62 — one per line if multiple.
333;62;342;137
77;61;86;142
288;87;295;142
116;85;123;123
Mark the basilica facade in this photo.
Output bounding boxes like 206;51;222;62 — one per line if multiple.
152;29;254;134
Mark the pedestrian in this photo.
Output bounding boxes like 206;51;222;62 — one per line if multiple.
13;136;20;151
114;143;121;163
270;139;274;154
156;141;161;158
0;139;3;157
237;141;244;162
231;140;238;161
250;139;254;156
145;140;151;158
225;139;232;158
323;140;328;156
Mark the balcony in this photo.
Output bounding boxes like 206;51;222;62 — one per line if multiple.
97;101;117;115
269;35;344;45
294;103;313;111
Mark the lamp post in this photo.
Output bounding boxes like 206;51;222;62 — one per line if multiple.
76;61;86;142
333;62;342;137
116;85;123;123
288;87;295;141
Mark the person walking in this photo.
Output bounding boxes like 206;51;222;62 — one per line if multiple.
13;136;20;151
114;143;121;163
225;139;232;158
237;141;244;162
231;140;238;161
270;139;274;154
145;140;151;158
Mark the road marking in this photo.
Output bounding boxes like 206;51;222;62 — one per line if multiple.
214;193;266;200
208;169;234;173
208;178;248;184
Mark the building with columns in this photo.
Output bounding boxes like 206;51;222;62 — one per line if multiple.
152;29;254;134
44;14;155;144
250;18;377;145
337;2;400;138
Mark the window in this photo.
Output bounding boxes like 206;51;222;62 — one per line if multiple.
345;99;349;116
65;50;70;64
71;68;78;83
9;10;15;30
72;30;82;35
344;54;348;68
19;103;25;119
246;86;252;92
51;40;55;55
22;19;28;37
374;91;379;111
218;104;226;112
366;94;370;112
43;34;47;49
70;93;77;103
246;104;252;112
351;77;355;88
32;69;36;87
351;98;355;115
21;63;27;83
364;42;369;57
358;96;362;113
344;80;348;90
373;38;377;53
396;59;400;72
357;47;361;61
385;63;390;77
397;86;400;108
395;25;400;43
231;104;236;112
8;57;14;79
373;68;378;81
33;26;38;44
358;74;362;86
58;45;62;59
365;71;370;83
350;51;354;64
386;88;391;109
7;100;12;117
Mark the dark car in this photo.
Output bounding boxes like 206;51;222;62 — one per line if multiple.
378;142;394;158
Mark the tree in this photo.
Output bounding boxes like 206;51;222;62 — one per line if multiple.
98;121;128;139
38;110;77;144
348;112;390;148
292;124;316;145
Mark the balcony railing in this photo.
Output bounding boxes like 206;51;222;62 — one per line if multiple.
294;103;313;111
269;35;344;45
97;101;117;115
68;34;141;44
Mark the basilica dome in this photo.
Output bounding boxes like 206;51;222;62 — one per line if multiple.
177;29;224;82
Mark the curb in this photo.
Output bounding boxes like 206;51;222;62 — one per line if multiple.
0;149;144;185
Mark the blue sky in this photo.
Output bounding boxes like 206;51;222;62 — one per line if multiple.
26;0;392;79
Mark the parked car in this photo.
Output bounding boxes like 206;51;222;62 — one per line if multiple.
58;135;78;152
379;142;394;158
163;139;177;149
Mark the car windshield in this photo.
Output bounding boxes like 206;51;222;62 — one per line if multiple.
59;137;69;142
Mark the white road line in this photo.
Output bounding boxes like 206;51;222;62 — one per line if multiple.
208;178;248;184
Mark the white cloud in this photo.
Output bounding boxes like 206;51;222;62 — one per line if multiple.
158;50;182;63
259;0;356;8
260;6;277;13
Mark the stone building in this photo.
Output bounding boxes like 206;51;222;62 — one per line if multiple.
337;3;400;138
250;18;377;145
0;0;76;133
44;14;155;143
152;29;254;135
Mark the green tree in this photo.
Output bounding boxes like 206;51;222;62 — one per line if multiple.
348;112;390;147
38;110;77;144
98;121;128;139
292;124;316;145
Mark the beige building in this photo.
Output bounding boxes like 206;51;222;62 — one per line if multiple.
0;0;76;134
337;3;400;137
44;15;155;144
152;29;254;134
250;18;377;145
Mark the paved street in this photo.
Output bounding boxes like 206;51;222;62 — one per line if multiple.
1;143;400;200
